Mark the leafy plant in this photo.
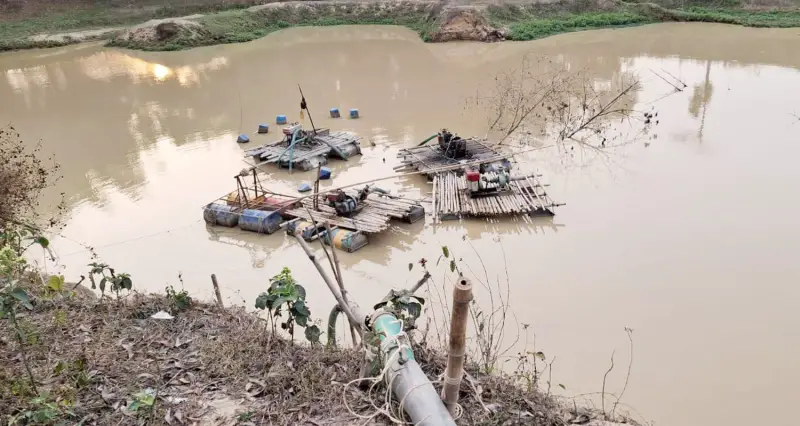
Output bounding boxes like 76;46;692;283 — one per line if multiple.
6;391;75;425
46;275;65;292
165;285;192;312
1;240;39;394
41;274;77;300
374;289;425;331
127;389;155;412
53;356;91;390
86;262;133;299
437;245;461;275
255;267;321;344
237;409;255;421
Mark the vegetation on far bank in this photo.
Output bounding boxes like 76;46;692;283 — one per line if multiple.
110;2;440;51
1;0;800;52
0;0;267;51
489;1;800;41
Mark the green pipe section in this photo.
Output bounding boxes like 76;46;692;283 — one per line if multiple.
277;128;306;172
373;313;414;361
416;133;439;147
327;304;342;347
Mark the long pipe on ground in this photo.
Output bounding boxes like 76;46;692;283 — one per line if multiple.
371;312;456;426
293;232;454;425
441;277;472;414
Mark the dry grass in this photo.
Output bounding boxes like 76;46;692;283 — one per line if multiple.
1;279;623;425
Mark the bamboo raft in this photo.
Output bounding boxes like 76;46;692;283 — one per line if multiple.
395;137;508;176
432;171;559;221
245;128;362;171
282;191;425;233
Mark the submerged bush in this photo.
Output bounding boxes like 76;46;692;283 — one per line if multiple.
0;126;60;225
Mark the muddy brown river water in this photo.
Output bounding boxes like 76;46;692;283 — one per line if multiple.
3;22;800;425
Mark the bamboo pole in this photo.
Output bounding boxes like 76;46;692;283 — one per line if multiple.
210;274;224;307
432;174;437;224
324;221;359;346
292;231;363;334
442;277;473;414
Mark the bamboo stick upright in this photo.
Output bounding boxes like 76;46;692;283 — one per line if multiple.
442;277;473;414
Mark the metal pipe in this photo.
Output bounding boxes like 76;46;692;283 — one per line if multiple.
277;128;306;173
442;277;472;414
295;232;454;424
373;312;456;426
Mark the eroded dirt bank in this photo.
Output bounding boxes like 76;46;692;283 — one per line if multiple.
2;0;800;51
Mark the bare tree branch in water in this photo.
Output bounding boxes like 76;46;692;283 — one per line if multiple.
601;350;616;419
0;126;62;226
476;55;646;154
612;327;635;419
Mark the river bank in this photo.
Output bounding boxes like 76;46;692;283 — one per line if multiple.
2;0;800;51
0;278;632;425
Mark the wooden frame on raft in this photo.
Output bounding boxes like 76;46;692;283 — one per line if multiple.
395;137;506;176
431;171;560;221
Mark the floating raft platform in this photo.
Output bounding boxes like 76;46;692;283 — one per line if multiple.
282;192;424;234
395;137;508;177
203;175;424;252
203;187;299;234
245;128;361;171
432;171;560;221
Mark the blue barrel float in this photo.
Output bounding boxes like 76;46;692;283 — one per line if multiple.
286;220;322;240
238;209;282;234
287;221;369;252
276;115;287;125
203;203;239;227
297;182;312;192
349;108;359;119
324;228;369;252
330;108;340;118
236;133;250;144
257;124;269;134
319;167;332;180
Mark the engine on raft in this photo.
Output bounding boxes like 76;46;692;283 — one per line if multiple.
464;167;527;197
325;185;388;217
437;129;468;159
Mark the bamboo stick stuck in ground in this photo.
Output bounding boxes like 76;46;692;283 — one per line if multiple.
442;277;473;414
210;274;224;307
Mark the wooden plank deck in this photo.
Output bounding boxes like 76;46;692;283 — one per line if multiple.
245;129;361;170
432;171;558;220
282;191;424;233
395;138;507;175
